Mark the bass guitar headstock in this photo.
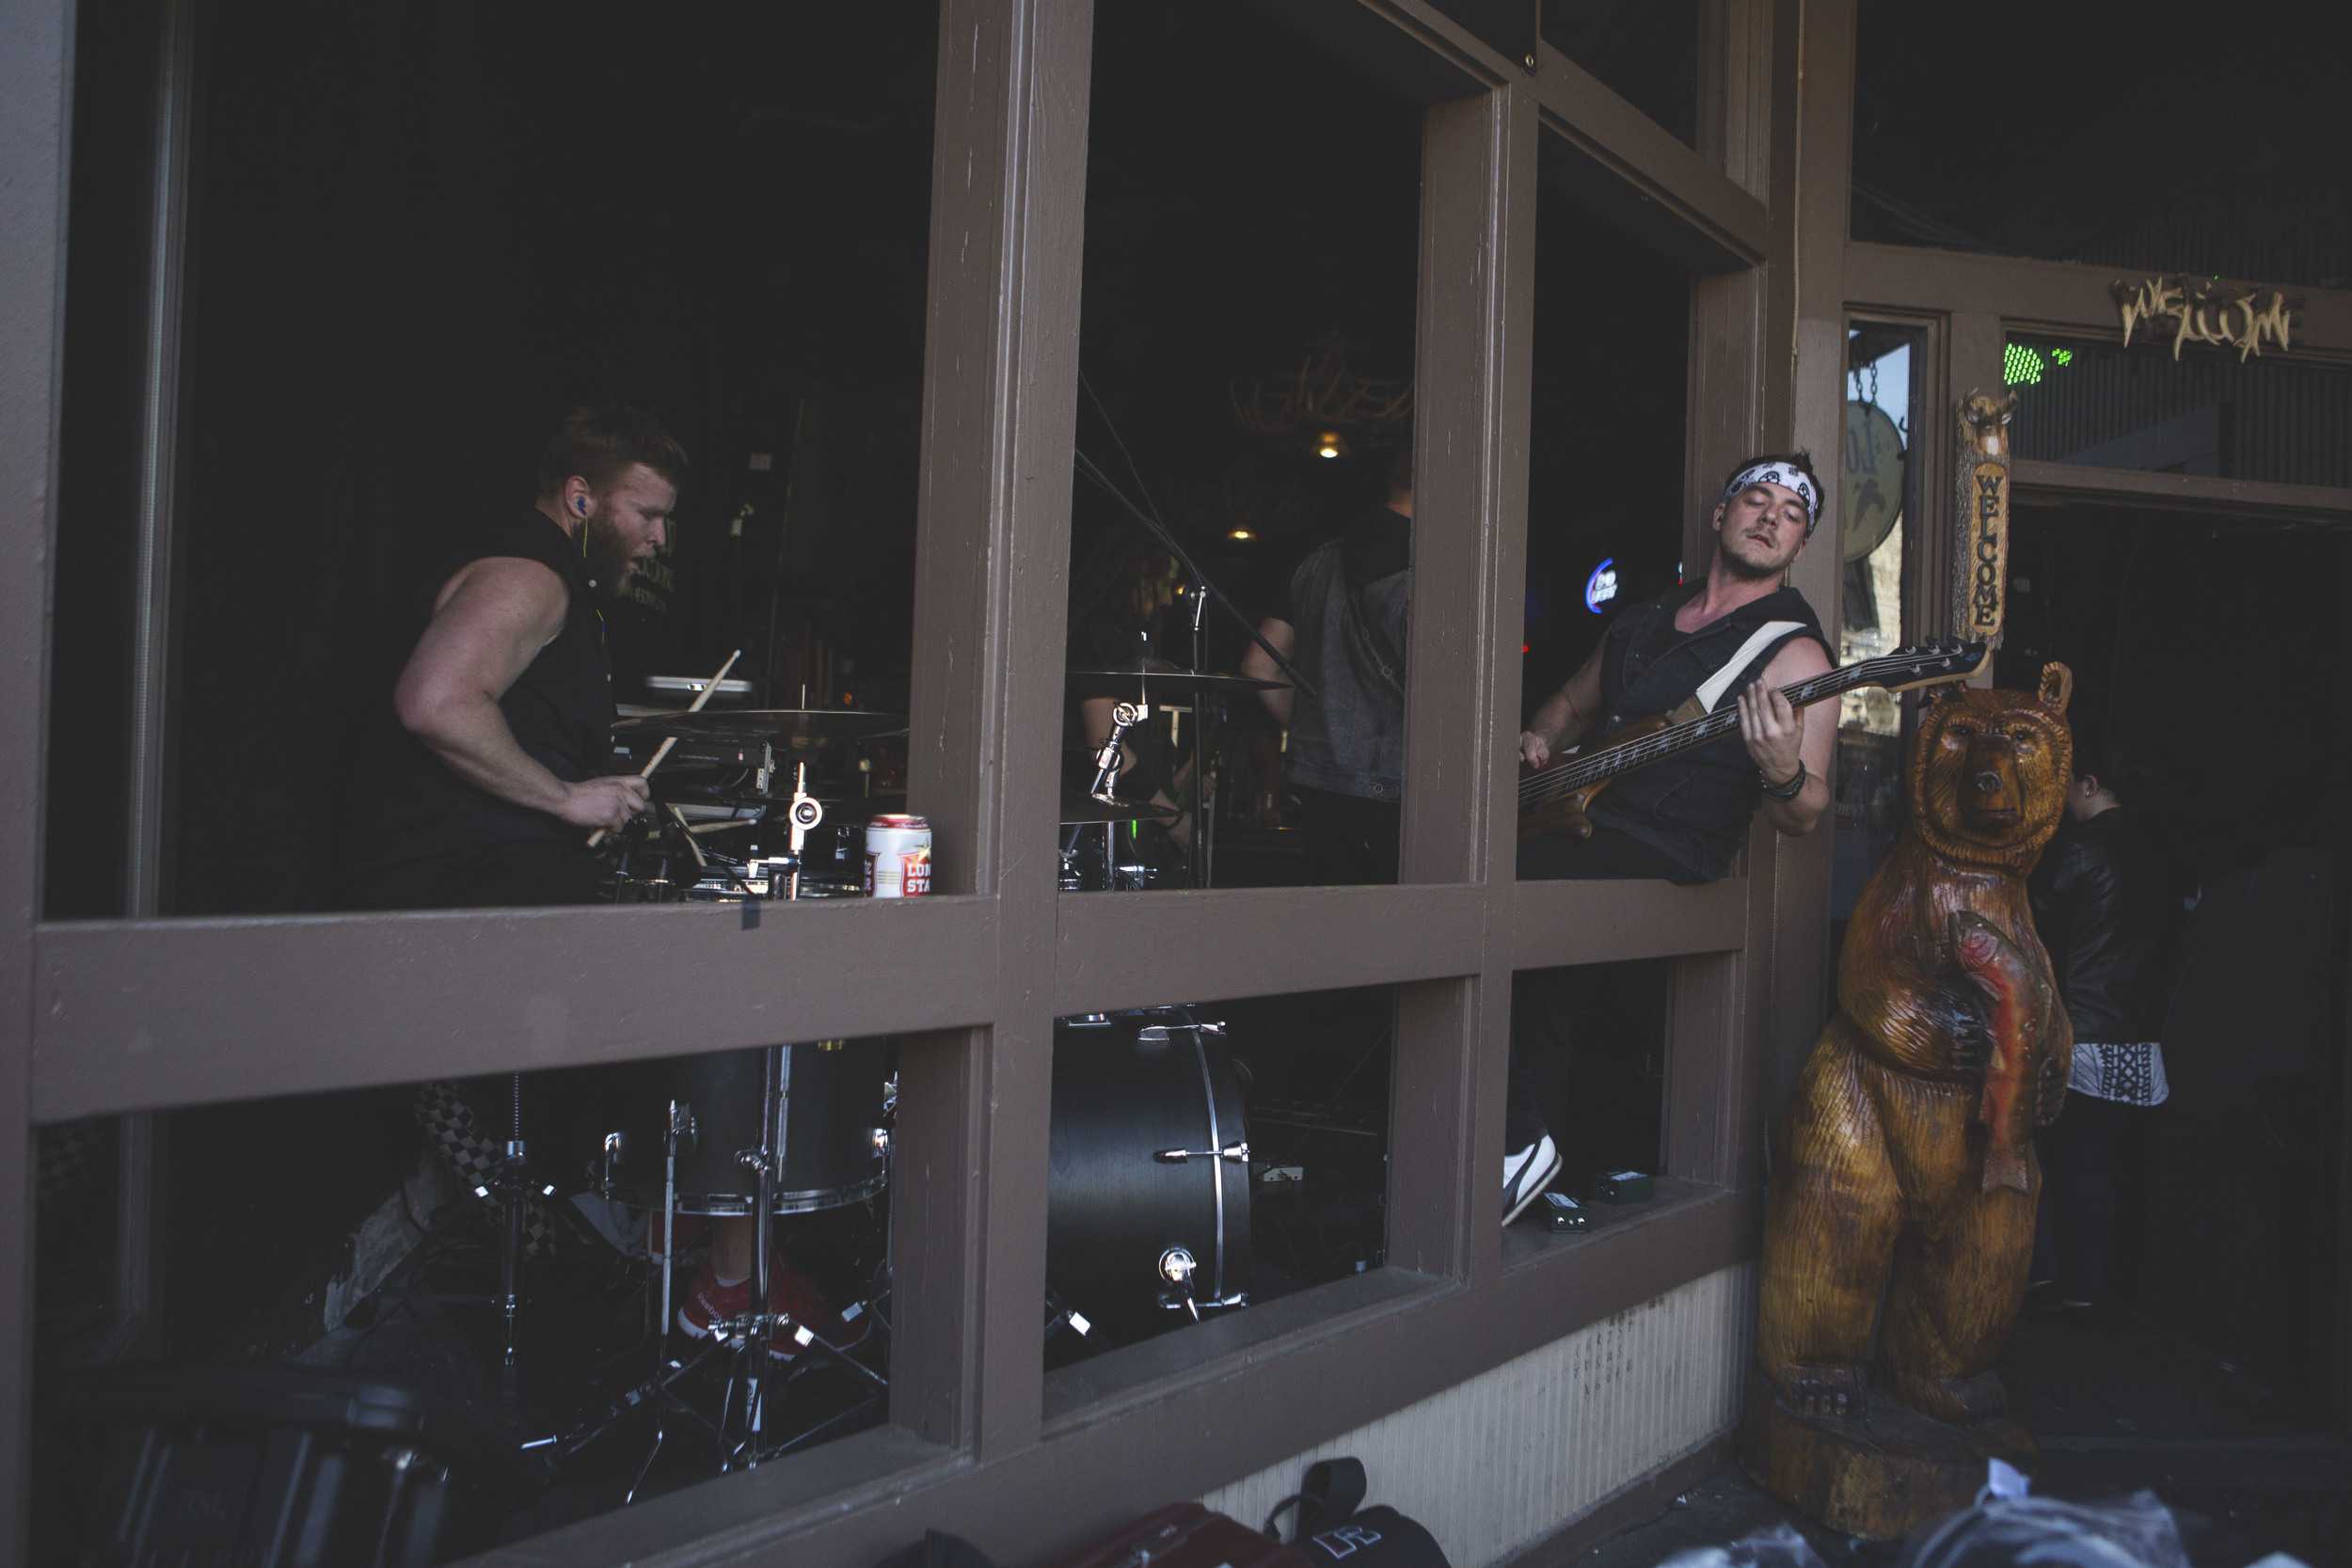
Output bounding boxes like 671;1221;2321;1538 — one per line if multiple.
1874;639;1989;693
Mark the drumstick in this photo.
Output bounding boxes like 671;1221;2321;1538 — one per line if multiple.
665;804;709;868
589;648;740;847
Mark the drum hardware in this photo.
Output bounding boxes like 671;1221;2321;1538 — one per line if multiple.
1137;1019;1223;1041
581;766;896;1483
1157;1246;1196;1314
472;1074;564;1405
1152;1141;1250;1164
1058;793;1180;826
644;673;755;702
1045;1287;1093;1342
612;708;907;746
592;651;741;850
1062;670;1289;702
1088;701;1144;805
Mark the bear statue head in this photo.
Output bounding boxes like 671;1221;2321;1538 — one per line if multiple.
1908;662;2074;873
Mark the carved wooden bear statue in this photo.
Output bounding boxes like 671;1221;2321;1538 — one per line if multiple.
1746;665;2074;1524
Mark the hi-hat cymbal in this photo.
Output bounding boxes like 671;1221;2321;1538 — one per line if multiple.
1064;668;1288;701
613;708;907;744
1059;791;1181;825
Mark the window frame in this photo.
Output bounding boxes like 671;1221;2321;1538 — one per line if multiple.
0;0;1834;1560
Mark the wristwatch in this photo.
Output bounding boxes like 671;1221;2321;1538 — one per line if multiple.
1759;760;1807;801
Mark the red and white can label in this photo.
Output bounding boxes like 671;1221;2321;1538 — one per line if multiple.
863;815;933;897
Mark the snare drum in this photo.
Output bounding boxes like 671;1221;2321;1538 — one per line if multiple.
605;1041;890;1216
1047;1007;1250;1319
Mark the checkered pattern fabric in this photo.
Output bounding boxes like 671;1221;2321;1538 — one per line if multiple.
411;1078;579;1259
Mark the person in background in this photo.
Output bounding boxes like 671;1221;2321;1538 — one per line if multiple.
1241;438;1414;885
2027;722;2174;1324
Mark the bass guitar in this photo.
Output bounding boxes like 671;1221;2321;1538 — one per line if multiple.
1518;640;1988;845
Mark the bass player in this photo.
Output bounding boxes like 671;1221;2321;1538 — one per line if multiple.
1502;452;1834;1223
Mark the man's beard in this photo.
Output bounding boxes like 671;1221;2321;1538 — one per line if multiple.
1719;533;1789;581
583;515;636;594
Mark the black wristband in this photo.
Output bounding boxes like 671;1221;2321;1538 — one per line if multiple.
1759;759;1807;801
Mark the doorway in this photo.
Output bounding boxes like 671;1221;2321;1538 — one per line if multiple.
2004;495;2351;1424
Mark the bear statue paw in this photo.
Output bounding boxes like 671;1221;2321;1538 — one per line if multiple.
2033;1053;2067;1129
1902;1369;2010;1425
1947;1010;1992;1077
1774;1365;1865;1421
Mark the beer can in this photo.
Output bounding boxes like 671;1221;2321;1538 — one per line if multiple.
863;815;932;896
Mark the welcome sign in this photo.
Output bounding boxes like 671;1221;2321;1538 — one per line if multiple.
1953;390;2016;643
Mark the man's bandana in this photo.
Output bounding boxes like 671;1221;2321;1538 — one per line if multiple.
1722;462;1820;535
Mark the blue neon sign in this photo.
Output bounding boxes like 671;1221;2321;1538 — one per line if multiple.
1584;558;1619;614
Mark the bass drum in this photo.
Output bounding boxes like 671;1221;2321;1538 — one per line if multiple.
607;1040;889;1216
1047;1007;1249;1323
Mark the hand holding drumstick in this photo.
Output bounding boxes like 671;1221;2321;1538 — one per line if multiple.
586;649;740;847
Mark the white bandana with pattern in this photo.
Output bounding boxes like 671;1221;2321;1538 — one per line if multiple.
1722;462;1820;534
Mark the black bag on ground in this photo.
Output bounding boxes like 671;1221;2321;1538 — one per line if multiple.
1267;1458;1451;1568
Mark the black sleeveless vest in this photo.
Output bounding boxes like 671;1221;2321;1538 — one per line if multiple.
1584;584;1825;882
350;513;614;894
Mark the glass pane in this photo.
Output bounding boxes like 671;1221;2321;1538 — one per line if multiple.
1540;2;1701;148
55;2;939;916
33;1037;902;1558
1044;985;1393;1368
1831;324;1922;929
1068;1;1421;892
2006;334;2352;488
1504;960;1675;1235
1851;0;2349;290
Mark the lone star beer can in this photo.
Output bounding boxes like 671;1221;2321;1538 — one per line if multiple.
863;815;932;896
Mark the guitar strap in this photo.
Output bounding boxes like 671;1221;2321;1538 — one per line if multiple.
1690;620;1805;713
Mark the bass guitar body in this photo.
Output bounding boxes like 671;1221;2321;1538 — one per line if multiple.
1517;698;1704;846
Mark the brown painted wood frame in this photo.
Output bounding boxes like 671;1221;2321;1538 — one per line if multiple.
0;0;1821;1560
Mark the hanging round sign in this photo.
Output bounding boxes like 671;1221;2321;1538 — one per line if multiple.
1841;400;1905;563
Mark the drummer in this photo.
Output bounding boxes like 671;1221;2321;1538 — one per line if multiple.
342;408;831;1346
344;404;675;908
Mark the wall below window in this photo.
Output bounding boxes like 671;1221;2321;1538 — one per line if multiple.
1201;1262;1756;1564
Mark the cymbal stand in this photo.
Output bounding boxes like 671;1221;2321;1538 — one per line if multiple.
1188;575;1214;888
716;763;879;1467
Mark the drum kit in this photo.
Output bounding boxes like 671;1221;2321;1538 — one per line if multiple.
506;660;1286;1492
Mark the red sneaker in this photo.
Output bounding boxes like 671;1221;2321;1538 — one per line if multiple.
675;1259;839;1354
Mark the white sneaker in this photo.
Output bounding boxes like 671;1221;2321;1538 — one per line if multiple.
1502;1134;1562;1227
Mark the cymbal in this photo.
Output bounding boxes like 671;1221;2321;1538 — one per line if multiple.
613;708;907;744
1064;668;1288;701
1060;791;1181;825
